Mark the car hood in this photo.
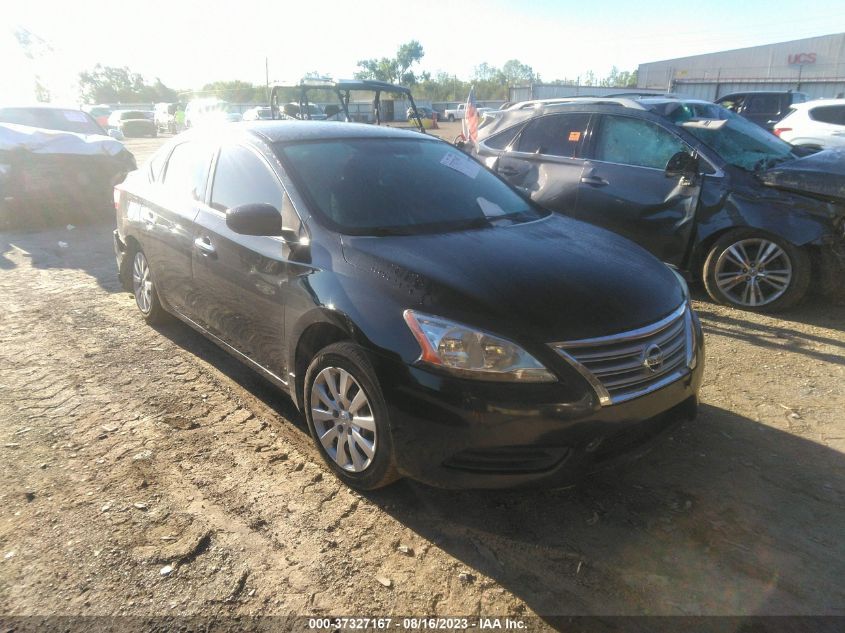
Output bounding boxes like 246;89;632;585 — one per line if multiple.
0;122;124;156
760;149;845;204
341;214;685;342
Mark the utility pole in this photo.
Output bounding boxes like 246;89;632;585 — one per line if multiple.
265;57;270;101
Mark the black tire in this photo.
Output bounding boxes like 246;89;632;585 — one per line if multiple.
128;246;170;324
303;342;399;490
702;229;811;312
448;114;455;122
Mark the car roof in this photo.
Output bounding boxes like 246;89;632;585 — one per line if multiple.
0;104;87;111
788;98;845;109
505;97;649;111
718;91;803;97
185;120;438;144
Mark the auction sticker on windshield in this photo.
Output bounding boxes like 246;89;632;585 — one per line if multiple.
441;152;481;179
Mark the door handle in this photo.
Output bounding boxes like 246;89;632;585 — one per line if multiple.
498;167;521;177
580;176;609;187
194;236;217;258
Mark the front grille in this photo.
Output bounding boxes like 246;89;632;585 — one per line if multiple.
551;304;693;406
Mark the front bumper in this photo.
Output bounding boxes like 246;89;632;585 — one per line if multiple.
374;313;705;489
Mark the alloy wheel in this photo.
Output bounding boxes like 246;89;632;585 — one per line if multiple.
132;251;153;314
714;238;793;307
310;367;377;472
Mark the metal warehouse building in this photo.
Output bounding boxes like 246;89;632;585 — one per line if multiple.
637;32;845;100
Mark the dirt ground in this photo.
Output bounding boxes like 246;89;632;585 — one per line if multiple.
0;134;844;628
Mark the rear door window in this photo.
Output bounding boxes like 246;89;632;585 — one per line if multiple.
162;141;213;201
592;115;687;170
515;113;590;157
745;95;780;115
809;105;845;125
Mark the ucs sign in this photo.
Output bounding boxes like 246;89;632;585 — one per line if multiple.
788;53;817;65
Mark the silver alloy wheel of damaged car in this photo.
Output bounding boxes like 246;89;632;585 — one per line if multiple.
713;238;792;307
132;251;153;314
310;366;377;472
704;229;811;312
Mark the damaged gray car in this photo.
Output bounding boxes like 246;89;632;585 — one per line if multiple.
468;97;845;312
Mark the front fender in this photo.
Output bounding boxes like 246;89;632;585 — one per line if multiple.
696;186;842;251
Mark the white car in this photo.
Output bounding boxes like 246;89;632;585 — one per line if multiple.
774;99;845;150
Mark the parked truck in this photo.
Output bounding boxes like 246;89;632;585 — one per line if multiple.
443;103;467;121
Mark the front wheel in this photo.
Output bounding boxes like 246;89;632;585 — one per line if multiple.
304;342;399;490
702;230;811;312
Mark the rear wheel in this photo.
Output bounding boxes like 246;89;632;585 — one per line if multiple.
131;249;169;324
703;230;810;312
304;342;399;490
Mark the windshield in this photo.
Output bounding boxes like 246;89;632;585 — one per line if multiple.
663;101;795;171
0;107;103;135
278;138;547;235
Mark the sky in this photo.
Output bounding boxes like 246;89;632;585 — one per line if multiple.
3;0;845;103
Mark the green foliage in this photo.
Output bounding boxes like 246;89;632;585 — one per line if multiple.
197;80;265;102
78;65;179;103
355;40;425;85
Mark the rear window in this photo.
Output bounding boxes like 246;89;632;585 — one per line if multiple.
515;113;590;157
0;107;103;135
162;142;213;201
745;95;780;115
809;105;845;125
484;125;522;150
121;111;147;120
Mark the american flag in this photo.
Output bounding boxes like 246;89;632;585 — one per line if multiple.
462;87;479;145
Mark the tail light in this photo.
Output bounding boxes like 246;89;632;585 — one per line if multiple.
774;127;791;137
113;187;122;211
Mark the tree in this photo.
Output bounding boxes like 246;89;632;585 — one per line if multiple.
395;40;424;84
78;65;179;103
501;59;538;85
199;80;263;102
355;40;425;85
14;26;54;102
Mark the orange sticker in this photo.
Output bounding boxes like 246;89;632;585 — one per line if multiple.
568;131;581;142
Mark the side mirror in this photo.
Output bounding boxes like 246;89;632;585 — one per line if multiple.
665;151;699;181
324;105;340;118
107;128;124;140
226;203;283;236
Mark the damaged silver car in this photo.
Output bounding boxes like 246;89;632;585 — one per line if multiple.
467;97;845;312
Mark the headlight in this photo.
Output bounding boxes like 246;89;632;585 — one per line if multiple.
403;310;556;382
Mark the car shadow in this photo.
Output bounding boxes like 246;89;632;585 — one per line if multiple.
690;285;845;333
0;220;124;293
145;310;844;620
693;301;845;366
150;317;306;433
364;403;845;619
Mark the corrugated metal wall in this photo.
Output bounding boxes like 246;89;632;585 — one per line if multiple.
508;85;666;102
638;33;845;100
672;80;845;101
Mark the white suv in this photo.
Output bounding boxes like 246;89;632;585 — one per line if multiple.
774;99;845;150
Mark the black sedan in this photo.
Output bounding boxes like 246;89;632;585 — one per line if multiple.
114;121;703;490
